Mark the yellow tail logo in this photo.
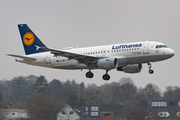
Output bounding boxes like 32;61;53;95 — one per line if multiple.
23;32;35;46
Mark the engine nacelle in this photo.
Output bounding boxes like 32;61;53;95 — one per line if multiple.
97;57;118;70
117;64;142;73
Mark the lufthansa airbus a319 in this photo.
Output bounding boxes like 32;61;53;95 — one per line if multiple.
7;24;175;80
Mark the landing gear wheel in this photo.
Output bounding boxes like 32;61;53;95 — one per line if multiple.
102;74;110;81
147;62;154;74
86;71;94;78
149;69;154;74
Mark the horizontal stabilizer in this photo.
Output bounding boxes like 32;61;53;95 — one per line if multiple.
6;54;36;60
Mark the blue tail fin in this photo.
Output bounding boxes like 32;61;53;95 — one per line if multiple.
18;24;47;55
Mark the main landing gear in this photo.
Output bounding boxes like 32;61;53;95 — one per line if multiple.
85;69;110;81
148;62;154;74
102;70;110;81
86;70;94;78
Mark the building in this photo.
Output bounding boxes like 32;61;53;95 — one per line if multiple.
146;100;180;120
0;109;29;120
57;104;80;120
81;105;127;120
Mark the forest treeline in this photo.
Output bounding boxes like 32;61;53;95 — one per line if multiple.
0;75;180;120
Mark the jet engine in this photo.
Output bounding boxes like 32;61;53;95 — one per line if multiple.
97;57;118;70
117;64;142;73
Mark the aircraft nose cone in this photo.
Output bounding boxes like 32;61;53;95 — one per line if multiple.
168;48;175;57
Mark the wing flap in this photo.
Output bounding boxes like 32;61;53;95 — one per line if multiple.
6;54;36;60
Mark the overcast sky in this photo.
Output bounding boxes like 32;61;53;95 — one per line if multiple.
0;0;179;91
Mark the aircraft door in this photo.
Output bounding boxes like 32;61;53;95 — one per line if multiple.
143;42;149;54
45;53;51;64
102;49;106;57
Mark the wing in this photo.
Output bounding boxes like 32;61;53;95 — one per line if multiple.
40;47;99;65
6;54;36;60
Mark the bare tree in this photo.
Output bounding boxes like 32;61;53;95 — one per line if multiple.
0;80;12;103
84;84;102;104
27;93;65;120
99;83;121;104
10;76;34;104
110;82;122;104
141;83;161;104
128;105;150;120
164;86;180;100
99;84;113;104
119;77;138;106
0;76;35;104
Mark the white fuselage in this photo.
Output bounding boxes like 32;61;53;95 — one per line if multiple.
16;41;175;70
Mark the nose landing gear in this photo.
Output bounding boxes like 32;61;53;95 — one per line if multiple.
148;62;154;74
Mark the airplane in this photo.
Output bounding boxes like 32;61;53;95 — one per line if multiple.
7;24;175;80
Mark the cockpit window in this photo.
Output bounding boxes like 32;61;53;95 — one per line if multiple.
156;45;167;48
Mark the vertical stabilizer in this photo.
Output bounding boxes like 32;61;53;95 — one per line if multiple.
18;24;47;55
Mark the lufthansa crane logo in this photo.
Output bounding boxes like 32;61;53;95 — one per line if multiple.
23;32;35;46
